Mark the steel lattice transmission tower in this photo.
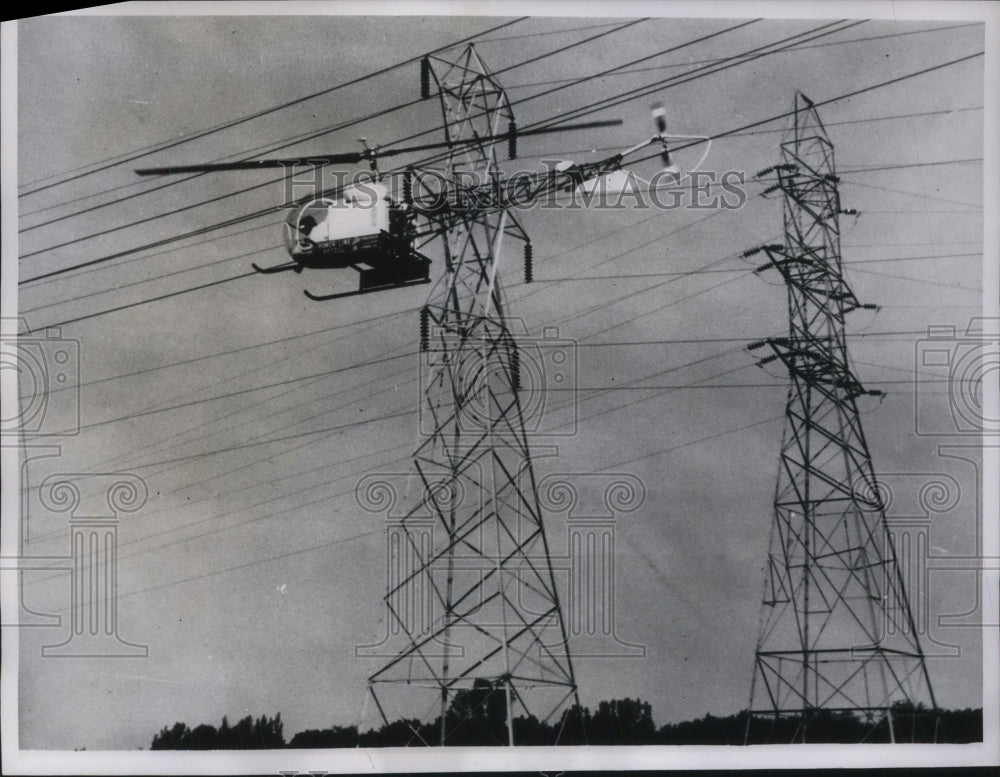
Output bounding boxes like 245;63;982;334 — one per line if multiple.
366;46;582;746
744;93;938;744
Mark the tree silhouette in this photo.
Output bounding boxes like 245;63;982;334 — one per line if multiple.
150;703;981;748
589;698;656;744
150;714;284;750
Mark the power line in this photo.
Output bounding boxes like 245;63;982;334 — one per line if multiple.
25;443;408;580
16;18;529;196
21;18;849;290
29;341;774;579
21;35;981;300
527;21;865;133
15;33;980;434
756;157;983;177
471;20;642;44
572;330;966;346
41;351;416;437
849;266;981;290
30;204;715;399
28;344;753;574
45;311;424;478
24;367;420;546
59;253;745;472
26;297;967;583
562;378;968;390
33;304;417;400
727;105;982;138
33;269;260;331
30;243;771;517
19;243;283;317
77;410;785;603
841;178;983;209
20;220;277;289
17;24;778;300
18;22;643;232
109;527;386;603
27;18;836;275
27;335;963;572
505;22;983;90
41;355;758;566
18;18;658;281
19;177;287;260
533;250;981;281
20;208;273;287
633;50;985;168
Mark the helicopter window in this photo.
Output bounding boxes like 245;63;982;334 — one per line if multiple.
299;215;317;235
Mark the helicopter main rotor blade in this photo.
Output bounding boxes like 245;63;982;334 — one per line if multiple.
135;119;623;176
373;118;625;158
135;152;366;175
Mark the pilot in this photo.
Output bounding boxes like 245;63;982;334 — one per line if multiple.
298;214;317;236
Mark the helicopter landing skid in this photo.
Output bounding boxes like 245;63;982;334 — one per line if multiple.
304;278;430;302
252;261;302;274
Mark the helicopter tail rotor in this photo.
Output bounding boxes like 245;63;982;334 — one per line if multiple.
651;102;668;134
651;102;679;174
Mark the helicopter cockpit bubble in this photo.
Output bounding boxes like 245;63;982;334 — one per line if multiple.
284;183;395;263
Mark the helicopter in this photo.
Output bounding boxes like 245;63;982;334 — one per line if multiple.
135;112;683;300
269;177;428;301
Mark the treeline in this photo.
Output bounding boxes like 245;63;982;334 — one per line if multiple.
151;713;285;750
151;689;982;748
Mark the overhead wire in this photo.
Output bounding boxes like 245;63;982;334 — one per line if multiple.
17;22;984;568
16;17;530;196
503;22;983;89
18;17;870;297
41;194;968;492
627;51;985;170
25;219;780;540
27;323;782;574
25;18;849;273
17;20;647;233
18;17;661;284
21;25;981;297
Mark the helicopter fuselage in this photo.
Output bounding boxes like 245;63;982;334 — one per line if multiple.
277;181;430;297
283;182;414;269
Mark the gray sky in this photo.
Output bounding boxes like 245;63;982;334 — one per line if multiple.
12;11;987;751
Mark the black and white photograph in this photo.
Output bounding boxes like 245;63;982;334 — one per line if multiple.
1;1;997;773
